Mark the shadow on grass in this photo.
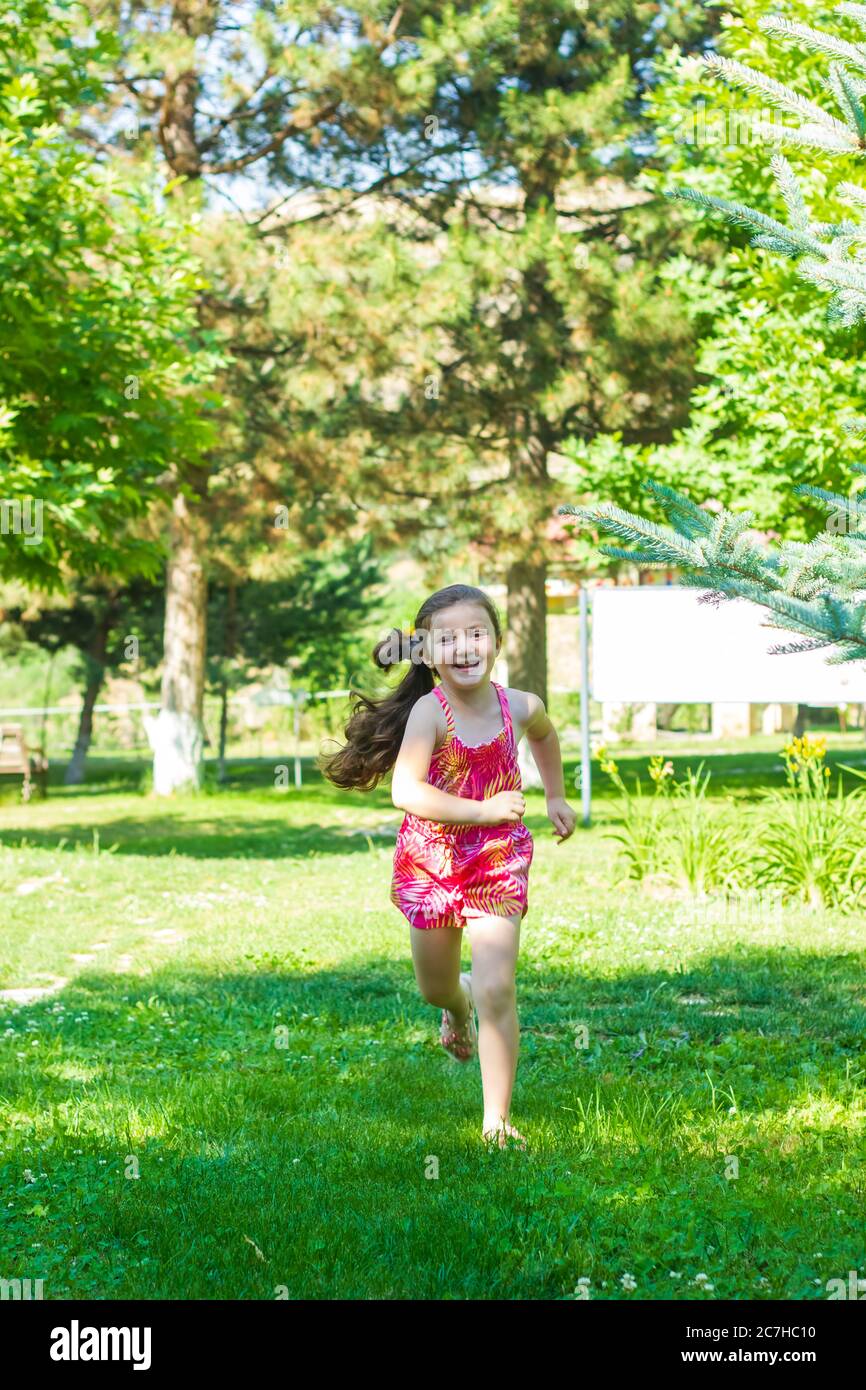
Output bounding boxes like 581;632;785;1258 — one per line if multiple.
2;943;864;1118
0;816;405;859
6;745;866;805
2;944;865;1298
0;810;576;859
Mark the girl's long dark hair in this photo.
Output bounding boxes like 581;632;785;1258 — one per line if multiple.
318;584;503;792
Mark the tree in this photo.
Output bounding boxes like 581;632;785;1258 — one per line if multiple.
206;537;387;781
561;3;866;662
558;0;866;558
71;0;503;792
0;1;220;591
311;0;722;705
68;0;721;789
0;580;164;783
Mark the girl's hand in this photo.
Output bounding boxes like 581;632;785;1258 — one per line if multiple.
547;796;576;843
478;790;526;825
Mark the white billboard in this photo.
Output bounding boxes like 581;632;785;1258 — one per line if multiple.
591;587;866;704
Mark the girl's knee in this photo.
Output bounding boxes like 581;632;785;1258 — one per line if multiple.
473;976;516;1016
414;970;461;1008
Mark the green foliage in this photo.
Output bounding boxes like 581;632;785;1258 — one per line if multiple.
663;6;866;324
563;463;866;658
0;1;223;587
755;734;866;909
207;536;388;698
598;735;866;911
253;0;720;573
596;748;738;891
597;748;671;880
561;2;866;546
563;3;866;656
667;764;739;896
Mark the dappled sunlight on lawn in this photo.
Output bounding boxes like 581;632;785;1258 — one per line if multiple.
0;770;864;1297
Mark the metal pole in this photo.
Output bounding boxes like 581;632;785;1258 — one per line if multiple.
293;693;302;789
580;585;591;827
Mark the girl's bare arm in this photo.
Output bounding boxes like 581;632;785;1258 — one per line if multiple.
521;691;576;841
391;697;485;825
523;694;566;799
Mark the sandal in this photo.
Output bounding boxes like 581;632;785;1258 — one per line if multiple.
440;972;477;1062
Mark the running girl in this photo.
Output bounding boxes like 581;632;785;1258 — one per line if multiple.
320;584;576;1149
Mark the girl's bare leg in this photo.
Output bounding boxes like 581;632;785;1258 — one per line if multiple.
463;911;524;1144
409;923;470;1028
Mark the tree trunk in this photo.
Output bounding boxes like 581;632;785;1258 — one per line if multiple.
64;605;114;786
64;672;104;786
505;553;548;706
152;491;208;794
147;61;211;795
507;552;548;794
217;581;237;784
217;682;229;782
504;422;550;705
504;420;552;792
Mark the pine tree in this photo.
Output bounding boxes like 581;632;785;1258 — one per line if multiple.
559;3;866;661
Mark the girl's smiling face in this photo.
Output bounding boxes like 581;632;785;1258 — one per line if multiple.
422;602;499;685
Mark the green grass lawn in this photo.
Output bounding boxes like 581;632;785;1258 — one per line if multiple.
0;754;864;1300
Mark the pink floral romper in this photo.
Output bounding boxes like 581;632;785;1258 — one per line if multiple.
390;681;534;930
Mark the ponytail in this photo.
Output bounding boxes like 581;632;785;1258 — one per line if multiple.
318;584;502;793
317;627;434;791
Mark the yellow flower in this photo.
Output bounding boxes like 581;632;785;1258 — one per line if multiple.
596;745;619;777
648;755;674;785
783;733;827;769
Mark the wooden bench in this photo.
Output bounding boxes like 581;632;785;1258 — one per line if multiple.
0;725;48;801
